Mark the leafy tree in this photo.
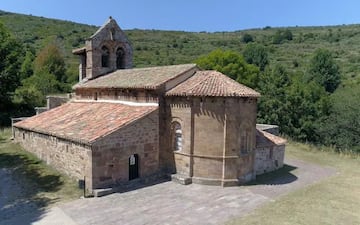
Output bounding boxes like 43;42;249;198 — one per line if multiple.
243;43;269;71
34;43;67;83
13;71;61;107
283;77;330;141
14;43;67;108
258;66;331;142
283;29;293;41
316;85;360;152
241;33;254;43
257;65;292;130
20;48;35;80
0;22;24;116
272;29;293;44
307;48;341;93
195;49;260;88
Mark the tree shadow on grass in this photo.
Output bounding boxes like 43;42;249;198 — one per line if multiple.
0;153;63;225
247;164;298;186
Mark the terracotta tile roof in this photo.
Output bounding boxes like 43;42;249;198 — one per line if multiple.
14;102;158;145
74;64;197;90
256;129;287;147
166;70;260;97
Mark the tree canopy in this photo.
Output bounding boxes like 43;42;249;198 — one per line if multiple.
195;49;259;88
0;22;24;110
14;43;67;108
243;43;269;71
307;48;341;93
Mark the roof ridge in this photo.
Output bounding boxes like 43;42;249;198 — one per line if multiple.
166;70;260;97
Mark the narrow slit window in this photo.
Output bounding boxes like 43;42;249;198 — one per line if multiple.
173;122;182;151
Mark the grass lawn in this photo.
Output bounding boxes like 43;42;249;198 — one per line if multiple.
0;128;82;208
227;142;360;225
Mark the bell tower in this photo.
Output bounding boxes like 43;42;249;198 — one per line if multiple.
73;17;133;82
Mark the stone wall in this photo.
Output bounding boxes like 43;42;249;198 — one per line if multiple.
168;96;258;186
84;19;132;79
13;128;93;189
90;110;159;189
255;145;285;175
224;97;257;184
47;96;70;109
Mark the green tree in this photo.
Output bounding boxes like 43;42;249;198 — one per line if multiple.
0;22;24;121
283;29;293;41
316;85;360;152
20;49;35;80
307;48;341;93
195;49;260;88
243;43;269;71
257;65;291;130
34;43;66;83
241;33;254;43
272;29;293;44
283;77;330;141
13;71;61;107
14;43;66;108
258;66;330;142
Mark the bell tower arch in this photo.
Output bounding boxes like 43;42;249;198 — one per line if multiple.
73;17;133;81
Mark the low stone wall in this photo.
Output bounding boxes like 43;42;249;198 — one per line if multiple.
13;128;92;189
255;145;285;175
47;95;70;109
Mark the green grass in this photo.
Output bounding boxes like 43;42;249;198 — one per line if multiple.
227;142;360;225
0;128;82;206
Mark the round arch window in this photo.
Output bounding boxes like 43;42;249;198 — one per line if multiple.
172;122;182;151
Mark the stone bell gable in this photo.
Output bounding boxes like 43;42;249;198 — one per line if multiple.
73;17;133;81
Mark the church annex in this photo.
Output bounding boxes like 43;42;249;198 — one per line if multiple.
13;18;286;194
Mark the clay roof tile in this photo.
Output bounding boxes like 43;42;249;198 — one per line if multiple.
166;70;260;97
14;102;158;145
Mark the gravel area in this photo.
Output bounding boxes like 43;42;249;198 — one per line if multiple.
0;157;337;225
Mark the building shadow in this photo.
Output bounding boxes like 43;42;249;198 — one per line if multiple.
246;164;298;186
0;153;63;225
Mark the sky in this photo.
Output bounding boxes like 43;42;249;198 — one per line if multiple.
1;0;360;32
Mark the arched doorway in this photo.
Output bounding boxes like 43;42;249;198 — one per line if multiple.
129;154;139;180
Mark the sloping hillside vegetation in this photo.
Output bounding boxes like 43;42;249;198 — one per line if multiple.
0;10;358;152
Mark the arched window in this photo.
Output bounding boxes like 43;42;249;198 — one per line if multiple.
101;46;110;67
116;48;125;69
172;122;182;151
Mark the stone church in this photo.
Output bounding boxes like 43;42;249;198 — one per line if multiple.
13;18;286;195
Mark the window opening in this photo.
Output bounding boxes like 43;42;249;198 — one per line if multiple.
116;48;125;69
101;46;110;67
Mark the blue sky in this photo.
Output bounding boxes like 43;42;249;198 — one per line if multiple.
1;0;360;32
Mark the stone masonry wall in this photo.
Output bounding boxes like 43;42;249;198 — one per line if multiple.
168;96;258;186
255;145;285;175
13;128;93;189
91;110;159;189
225;97;257;183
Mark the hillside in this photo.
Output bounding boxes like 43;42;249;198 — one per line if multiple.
0;10;359;152
1;10;360;86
